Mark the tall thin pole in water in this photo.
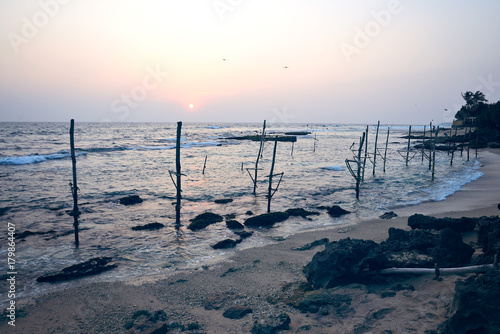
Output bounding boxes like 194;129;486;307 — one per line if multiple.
69;119;80;248
372;121;380;176
428;122;433;170
432;126;439;181
175;121;182;227
267;136;278;213
383;127;390;173
362;125;368;182
422;125;426;162
406;125;412;167
356;132;365;199
253;120;266;194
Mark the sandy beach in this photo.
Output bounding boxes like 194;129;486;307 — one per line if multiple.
2;149;499;334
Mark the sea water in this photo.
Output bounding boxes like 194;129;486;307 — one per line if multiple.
0;122;483;303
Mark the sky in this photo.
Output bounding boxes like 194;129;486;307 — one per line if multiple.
1;0;500;124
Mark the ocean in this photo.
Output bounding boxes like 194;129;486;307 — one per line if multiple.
0;122;483;304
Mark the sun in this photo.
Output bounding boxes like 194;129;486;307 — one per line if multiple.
188;104;194;109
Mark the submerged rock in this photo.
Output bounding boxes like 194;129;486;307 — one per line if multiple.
119;195;143;206
214;198;233;204
285;208;320;217
244;212;290;228
408;214;477;232
187;212;223;230
234;230;253;239
131;222;165;231
211;238;241;249
36;257;117;283
327;205;351;217
226;219;244;229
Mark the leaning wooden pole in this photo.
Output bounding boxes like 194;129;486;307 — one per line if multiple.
267;136;278;213
253;120;266;194
356;132;366;200
432;126;439;181
69;119;80;248
428;122;433;170
406;125;412;167
202;155;207;175
372;121;380;176
362;125;368;182
175;121;182;227
383;127;390;173
421;125;426;162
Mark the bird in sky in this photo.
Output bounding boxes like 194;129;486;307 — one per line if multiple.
283;66;288;68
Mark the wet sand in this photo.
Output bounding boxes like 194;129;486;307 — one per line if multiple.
2;149;499;334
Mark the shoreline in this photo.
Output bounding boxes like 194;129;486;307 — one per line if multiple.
2;149;499;333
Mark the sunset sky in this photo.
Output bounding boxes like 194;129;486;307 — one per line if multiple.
1;0;500;124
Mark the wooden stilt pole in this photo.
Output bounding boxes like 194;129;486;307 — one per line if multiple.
253;120;266;194
428;122;433;170
362;126;368;182
175;121;182;227
383;127;390;173
406;125;412;167
267;136;278;213
356;132;365;199
467;124;471;162
422;125;426;162
69;119;80;248
372;121;380;176
202;155;207;175
432;126;439;181
290;142;294;157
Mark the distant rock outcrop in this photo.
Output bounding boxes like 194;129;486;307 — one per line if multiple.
327;205;351;218
131;222;165;231
408;214;476;232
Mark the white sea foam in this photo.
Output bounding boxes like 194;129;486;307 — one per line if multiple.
0;151;87;165
320;165;344;171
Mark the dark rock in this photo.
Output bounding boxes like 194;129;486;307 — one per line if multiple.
303;238;385;289
380;211;397;219
327;205;351;217
246;211;253;215
285;208;320;217
119;195;143;206
131;222;165;231
408;214;477;233
439;270;500;334
211;238;241;249
381;228;438;254
37;257;117;283
289;289;352;315
244;212;290;228
431;228;474;267
214;198;233;204
17;230;56;239
477;216;500;259
235;231;253;239
292;238;329;251
187;212;223;230
226;219;244;229
389;283;415;292
251;313;291;334
223;306;253;319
